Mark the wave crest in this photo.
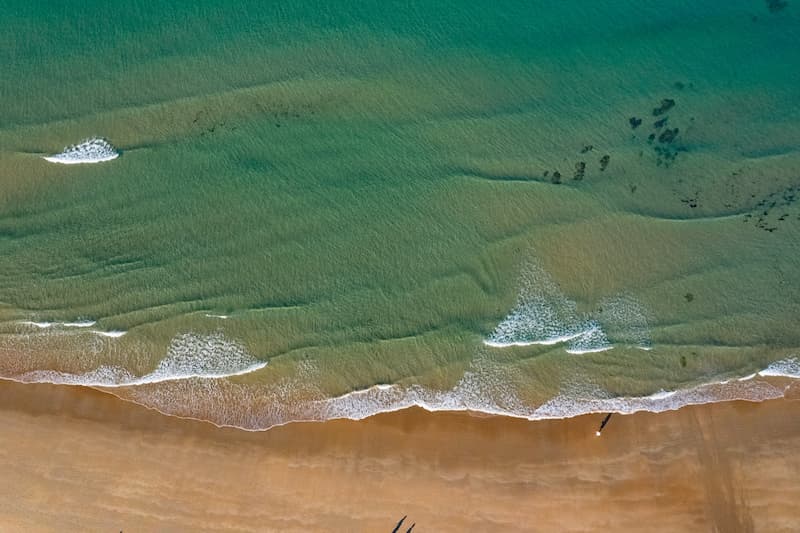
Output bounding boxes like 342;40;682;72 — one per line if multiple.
16;333;266;387
485;263;649;353
42;138;119;165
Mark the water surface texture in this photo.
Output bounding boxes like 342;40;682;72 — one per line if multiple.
1;1;799;428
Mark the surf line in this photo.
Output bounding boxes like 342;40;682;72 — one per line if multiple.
595;413;613;437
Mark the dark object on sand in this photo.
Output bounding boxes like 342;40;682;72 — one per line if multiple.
599;154;610;171
596;413;614;436
392;516;416;533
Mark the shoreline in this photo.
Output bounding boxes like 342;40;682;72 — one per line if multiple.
4;353;798;431
1;379;799;531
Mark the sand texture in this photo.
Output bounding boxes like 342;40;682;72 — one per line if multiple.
0;380;798;532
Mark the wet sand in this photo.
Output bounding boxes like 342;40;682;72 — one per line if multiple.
0;379;798;532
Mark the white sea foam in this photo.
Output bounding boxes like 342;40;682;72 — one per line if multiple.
647;389;676;400
565;345;613;355
42;138;119;165
485;263;608;351
485;263;650;354
16;333;267;388
758;356;800;378
18;321;54;328
596;294;653;351
18;319;97;329
311;370;791;427
485;301;587;348
57;350;800;431
564;323;612;354
531;380;786;420
8;316;798;431
484;330;586;348
311;354;800;426
92;330;127;338
205;314;229;319
317;366;530;423
62;320;97;328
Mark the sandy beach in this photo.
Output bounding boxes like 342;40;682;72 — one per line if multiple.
0;379;797;532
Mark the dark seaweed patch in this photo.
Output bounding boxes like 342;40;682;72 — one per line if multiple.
680;194;699;209
573;161;586;181
766;0;788;13
658;128;679;144
652;98;675;116
744;183;800;233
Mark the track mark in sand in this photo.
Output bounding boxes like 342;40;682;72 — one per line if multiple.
687;410;755;533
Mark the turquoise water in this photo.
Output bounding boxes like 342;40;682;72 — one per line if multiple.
1;1;799;428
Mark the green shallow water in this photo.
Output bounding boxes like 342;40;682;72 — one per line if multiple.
1;0;799;427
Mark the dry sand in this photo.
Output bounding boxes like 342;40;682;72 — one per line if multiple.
0;379;798;532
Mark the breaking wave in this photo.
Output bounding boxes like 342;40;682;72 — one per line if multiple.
759;356;800;378
485;263;649;353
312;357;799;426
3;303;797;431
92;330;127;338
15;320;126;339
16;333;267;387
56;348;800;431
18;320;96;329
42;138;119;165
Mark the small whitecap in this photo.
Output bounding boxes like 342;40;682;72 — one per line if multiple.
18;321;54;328
16;332;267;388
43;138;119;165
92;330;127;338
62;320;97;328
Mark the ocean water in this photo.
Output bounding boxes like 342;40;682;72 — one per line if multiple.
1;0;799;429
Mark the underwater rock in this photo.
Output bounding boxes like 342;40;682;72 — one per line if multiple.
658;128;679;144
653;117;668;129
573;161;586;180
551;171;562;184
629;117;642;129
43;138;119;165
652;98;675;116
599;154;610;171
767;0;788;12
